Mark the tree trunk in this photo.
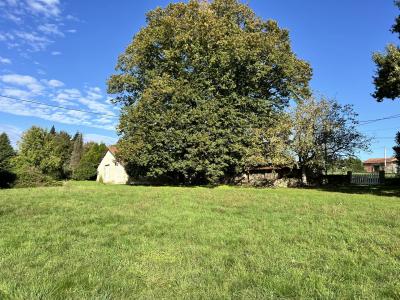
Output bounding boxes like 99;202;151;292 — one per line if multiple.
301;165;308;185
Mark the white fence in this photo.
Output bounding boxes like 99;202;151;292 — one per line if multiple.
350;173;381;185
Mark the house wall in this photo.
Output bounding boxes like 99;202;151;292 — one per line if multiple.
97;151;129;184
363;162;398;173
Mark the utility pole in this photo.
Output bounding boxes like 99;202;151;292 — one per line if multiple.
384;147;387;171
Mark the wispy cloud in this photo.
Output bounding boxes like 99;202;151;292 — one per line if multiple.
45;79;64;88
0;73;118;131
26;0;61;17
51;51;61;55
0;56;12;64
0;0;78;53
84;133;117;146
0;74;44;94
38;23;64;36
0;124;22;148
14;31;52;51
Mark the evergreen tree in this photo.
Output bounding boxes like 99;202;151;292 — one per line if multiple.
69;132;83;175
394;132;400;171
108;0;312;184
0;133;16;188
0;133;15;170
73;142;108;180
50;125;56;135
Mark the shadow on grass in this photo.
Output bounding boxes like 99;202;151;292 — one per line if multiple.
316;185;400;198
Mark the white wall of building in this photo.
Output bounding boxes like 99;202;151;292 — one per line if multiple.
97;151;129;184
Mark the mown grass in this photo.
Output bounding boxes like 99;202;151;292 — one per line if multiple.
0;182;399;299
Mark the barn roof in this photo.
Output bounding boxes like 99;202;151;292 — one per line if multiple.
108;146;118;156
363;157;397;164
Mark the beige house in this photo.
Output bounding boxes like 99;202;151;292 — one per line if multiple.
363;157;399;174
97;146;130;184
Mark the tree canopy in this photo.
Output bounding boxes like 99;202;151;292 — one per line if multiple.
0;132;16;188
372;1;400;101
394;131;400;164
291;97;369;183
0;132;14;171
108;0;312;184
73;142;108;180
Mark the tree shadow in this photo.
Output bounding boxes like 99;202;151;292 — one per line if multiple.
316;185;400;198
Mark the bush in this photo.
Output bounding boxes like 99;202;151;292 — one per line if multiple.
0;169;16;188
72;143;107;181
13;166;61;188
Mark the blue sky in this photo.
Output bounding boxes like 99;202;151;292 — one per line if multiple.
0;0;399;159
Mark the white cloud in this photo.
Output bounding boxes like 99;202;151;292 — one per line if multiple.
4;11;21;23
0;74;44;94
37;69;46;75
0;88;31;99
0;124;22;148
65;14;79;21
26;0;61;17
51;51;61;55
0;74;119;131
84;134;117;146
0;0;77;53
15;31;52;51
38;23;64;36
44;79;64;88
0;56;12;64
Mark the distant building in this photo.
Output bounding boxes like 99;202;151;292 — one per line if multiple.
97;146;130;184
363;157;398;173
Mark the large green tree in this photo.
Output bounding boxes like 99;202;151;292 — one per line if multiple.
14;126;73;179
292;97;369;184
108;0;312;184
0;133;16;188
373;1;400;101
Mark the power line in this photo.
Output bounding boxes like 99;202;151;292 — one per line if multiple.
359;113;400;125
360;127;400;133
0;94;117;118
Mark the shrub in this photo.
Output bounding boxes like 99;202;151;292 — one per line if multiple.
0;169;16;188
13;166;61;188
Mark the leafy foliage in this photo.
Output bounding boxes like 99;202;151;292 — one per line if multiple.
73;143;108;180
108;0;312;184
373;1;400;101
15;126;73;179
394;131;400;166
373;44;400;101
292;97;369;183
329;157;365;174
12;165;61;188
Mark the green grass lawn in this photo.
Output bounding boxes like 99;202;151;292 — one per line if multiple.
0;182;399;299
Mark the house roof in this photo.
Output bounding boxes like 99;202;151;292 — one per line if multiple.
108;146;118;156
363;157;397;164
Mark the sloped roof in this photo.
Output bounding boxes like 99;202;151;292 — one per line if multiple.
363;157;397;164
108;146;118;156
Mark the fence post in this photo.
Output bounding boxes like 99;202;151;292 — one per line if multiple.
347;171;352;184
379;170;385;185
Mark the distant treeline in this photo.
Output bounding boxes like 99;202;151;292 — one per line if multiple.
0;126;107;188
